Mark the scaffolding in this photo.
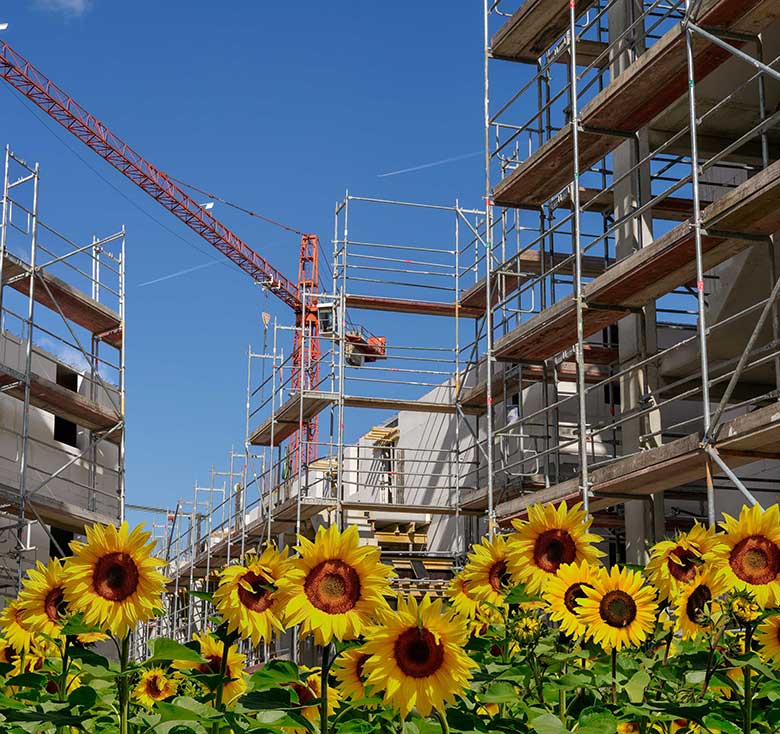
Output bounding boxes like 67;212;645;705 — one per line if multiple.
481;0;780;559
152;0;780;661
0;146;125;594
157;195;492;660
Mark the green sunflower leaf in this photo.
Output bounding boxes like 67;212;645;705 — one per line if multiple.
147;637;205;663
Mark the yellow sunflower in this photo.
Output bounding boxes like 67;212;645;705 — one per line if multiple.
756;615;780;662
76;631;110;645
715;504;780;607
362;594;477;718
545;560;595;638
133;667;179;707
62;522;168;638
0;600;35;653
461;534;513;607
646;523;725;600
674;568;729;640
577;566;659;651
0;637;19;667
174;632;247;705
283;666;340;733
333;647;371;701
213;544;292;645
446;571;480;618
277;524;392;646
17;558;68;637
508;502;603;594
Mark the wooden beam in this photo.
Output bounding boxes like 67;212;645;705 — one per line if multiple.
491;0;597;63
493;156;780;361
494;0;780;208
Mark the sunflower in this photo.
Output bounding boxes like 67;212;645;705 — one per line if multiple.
446;571;480;618
545;560;595;638
646;523;725;600
283;666;340;733
674;568;728;640
76;631;110;645
461;534;513;607
174;632;247;705
213;544;292;645
17;558;68;637
715;504;780;607
0;637;19;667
729;593;762;624
577;566;659;651
133;667;179;707
756;615;780;662
277;524;392;646
62;522;167;638
362;594;477;718
0;601;35;653
508;502;603;594
333;647;371;701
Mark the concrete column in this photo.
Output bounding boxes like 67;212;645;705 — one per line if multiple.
609;1;664;563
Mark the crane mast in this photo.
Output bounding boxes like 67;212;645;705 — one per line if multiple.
0;39;321;460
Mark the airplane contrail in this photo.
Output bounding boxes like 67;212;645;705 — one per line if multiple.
137;261;218;287
377;150;482;178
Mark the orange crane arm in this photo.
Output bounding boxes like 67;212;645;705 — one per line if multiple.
0;40;301;312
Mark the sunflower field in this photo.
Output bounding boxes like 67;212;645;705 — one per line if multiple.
2;502;780;734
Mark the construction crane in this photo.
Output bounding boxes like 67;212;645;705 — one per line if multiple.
0;39;385;465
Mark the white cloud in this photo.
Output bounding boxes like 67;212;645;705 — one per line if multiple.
35;0;93;17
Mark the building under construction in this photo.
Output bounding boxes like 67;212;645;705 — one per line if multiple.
0;146;125;594
4;1;780;663
145;0;780;661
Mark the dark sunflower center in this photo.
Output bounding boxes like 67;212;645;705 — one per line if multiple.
199;654;223;675
533;529;577;573
393;627;445;679
488;560;510;592
563;582;590;614
685;584;712;624
45;679;60;695
237;570;274;613
0;646;18;665
355;654;369;680
667;548;699;583
730;535;780;585
304;559;361;614
44;587;66;622
599;589;637;628
92;552;139;602
146;675;164;697
290;682;315;706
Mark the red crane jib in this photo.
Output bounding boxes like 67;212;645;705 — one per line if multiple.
0;40;300;312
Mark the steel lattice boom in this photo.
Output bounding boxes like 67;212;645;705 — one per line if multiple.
0;40;300;312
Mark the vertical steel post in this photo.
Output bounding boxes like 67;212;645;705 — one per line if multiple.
684;1;714;526
484;0;497;537
569;3;590;514
16;159;39;591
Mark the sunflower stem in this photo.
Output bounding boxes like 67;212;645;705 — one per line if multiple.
611;648;617;705
743;624;753;734
118;634;130;734
212;637;230;734
320;645;331;734
433;708;449;734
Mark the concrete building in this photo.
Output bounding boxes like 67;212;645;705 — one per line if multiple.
0;146;125;596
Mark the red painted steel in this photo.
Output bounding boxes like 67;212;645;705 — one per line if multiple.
0;40;300;311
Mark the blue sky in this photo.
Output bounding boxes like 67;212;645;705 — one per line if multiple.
2;1;486;520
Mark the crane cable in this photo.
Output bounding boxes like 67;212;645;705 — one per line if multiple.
167;174;307;237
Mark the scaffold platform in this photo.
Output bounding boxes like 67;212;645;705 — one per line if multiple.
494;157;780;361
493;0;780;208
2;252;122;348
496;400;780;522
0;365;122;443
